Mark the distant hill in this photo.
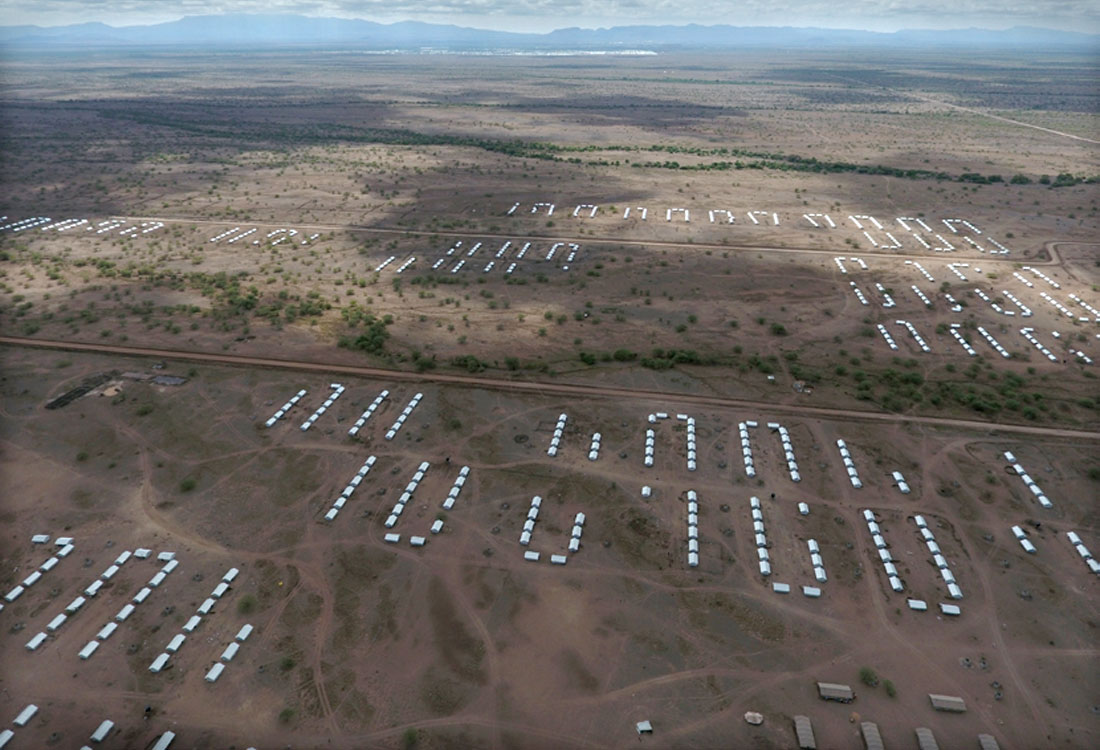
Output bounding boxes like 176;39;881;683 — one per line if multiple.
0;15;1096;51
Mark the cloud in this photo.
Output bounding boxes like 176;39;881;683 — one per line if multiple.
3;0;1097;33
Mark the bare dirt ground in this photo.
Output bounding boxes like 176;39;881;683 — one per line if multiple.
0;48;1098;749
0;347;1097;749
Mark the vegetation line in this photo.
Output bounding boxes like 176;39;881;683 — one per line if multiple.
90;107;1096;185
3;336;1098;440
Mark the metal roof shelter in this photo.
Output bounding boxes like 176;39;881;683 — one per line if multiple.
860;721;884;750
149;653;170;673
817;682;854;702
221;642;240;662
236;624;254;642
0;730;12;749
13;704;37;726
635;720;652;734
90;719;115;742
151;731;176;750
914;726;939;750
793;715;817;749
978;734;1001;750
205;663;225;682
929;694;967;712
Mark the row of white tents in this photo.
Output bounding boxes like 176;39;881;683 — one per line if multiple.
1011;525;1038;555
874;282;896;308
205;619;253;684
1;216;51;232
87;556;178;658
1000;290;1032;316
896;320;931;353
875;323;893;349
547;413;568;457
683;415;698;472
150;567;240;675
1039;291;1076;320
750;496;770;576
904;260;936;282
324;455;377;522
768;423;802;483
1021;266;1059;289
911;285;932;307
806;538;828;584
76;553;177;660
587;432;602;461
1003;451;1053;508
835;439;863;489
738;421;757;478
947;262;969;281
385;392;423;440
832;256;868;275
687;490;701;568
1019;328;1057;363
977;326;1010;358
506;203;997;244
1067;531;1100;575
863;509;905;593
948;324;977;356
384;461;432;529
265;388;307;427
4;538;74;610
914;515;963;600
1069;293;1099;320
209;225;310;245
972;287;1012;316
380;463;466;543
407;238;575;275
301;383;345;431
348;390;389;436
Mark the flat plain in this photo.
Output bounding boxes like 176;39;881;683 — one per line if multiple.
0;47;1097;749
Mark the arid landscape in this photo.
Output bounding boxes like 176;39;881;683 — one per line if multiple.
0;37;1098;750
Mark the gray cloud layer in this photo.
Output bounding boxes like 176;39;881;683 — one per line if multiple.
4;0;1097;32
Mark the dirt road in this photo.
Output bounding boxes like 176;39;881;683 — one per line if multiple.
4;336;1097;440
113;213;1062;266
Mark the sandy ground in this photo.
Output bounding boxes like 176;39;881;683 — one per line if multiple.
0;48;1097;750
0;346;1096;749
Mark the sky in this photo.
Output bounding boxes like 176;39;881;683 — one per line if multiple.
2;0;1097;34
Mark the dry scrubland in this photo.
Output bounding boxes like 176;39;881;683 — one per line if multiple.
0;49;1098;749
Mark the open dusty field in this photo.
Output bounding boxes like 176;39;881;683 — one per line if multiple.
0;347;1097;749
0;47;1098;749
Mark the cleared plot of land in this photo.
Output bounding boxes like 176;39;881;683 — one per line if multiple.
0;46;1097;750
0;347;1096;748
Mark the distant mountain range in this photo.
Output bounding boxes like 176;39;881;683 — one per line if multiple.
1;14;1096;50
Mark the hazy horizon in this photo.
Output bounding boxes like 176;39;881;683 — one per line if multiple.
3;1;1097;35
